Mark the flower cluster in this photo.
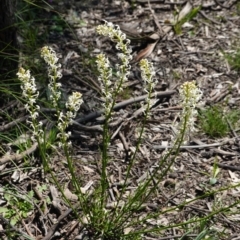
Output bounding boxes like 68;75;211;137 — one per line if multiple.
139;59;157;115
17;68;43;142
41;46;83;146
57;92;83;147
177;81;202;142
18;46;83;149
139;59;157;93
41;46;62;108
96;53;113;115
96;21;131;57
96;22;132;82
96;21;133;116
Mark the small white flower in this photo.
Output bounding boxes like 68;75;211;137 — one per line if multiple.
31;112;39;120
57;92;83;144
139;59;157;114
96;21;134;115
41;46;59;66
17;67;44;144
66;92;83;111
177;81;202;143
41;46;62;108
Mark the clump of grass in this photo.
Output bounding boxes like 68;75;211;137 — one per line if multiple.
198;105;240;138
0;187;34;226
237;2;240;15
173;6;201;35
225;48;240;73
12;20;240;240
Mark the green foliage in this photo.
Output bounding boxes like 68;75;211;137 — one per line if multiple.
178;215;218;240
224;47;240;73
2;3;240;237
13;19;239;238
194;230;216;240
0;188;34;226
172;70;181;80
16;27;203;238
198;105;240;138
50;14;67;34
237;2;240;15
174;6;201;35
209;158;220;185
16;1;48;51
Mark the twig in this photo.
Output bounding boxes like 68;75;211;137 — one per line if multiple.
199;10;220;25
72;120;103;132
153;106;182;112
41;208;73;240
74;70;102;94
109;112;129;127
147;0;163;34
135;0;187;4
0;116;27;132
151;141;226;149
111;122;124;139
218;213;240;230
119;131;129;153
0;215;35;240
154;234;198;240
213;0;238;9
0;100;18;112
64;221;80;239
76;90;175;123
214;148;238;156
225;234;240;240
0;142;38;165
216;163;240;171
152;137;238;157
226;117;238;138
50;185;62;215
21;219;34;238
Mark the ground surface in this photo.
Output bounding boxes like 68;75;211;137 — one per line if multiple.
1;0;240;239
